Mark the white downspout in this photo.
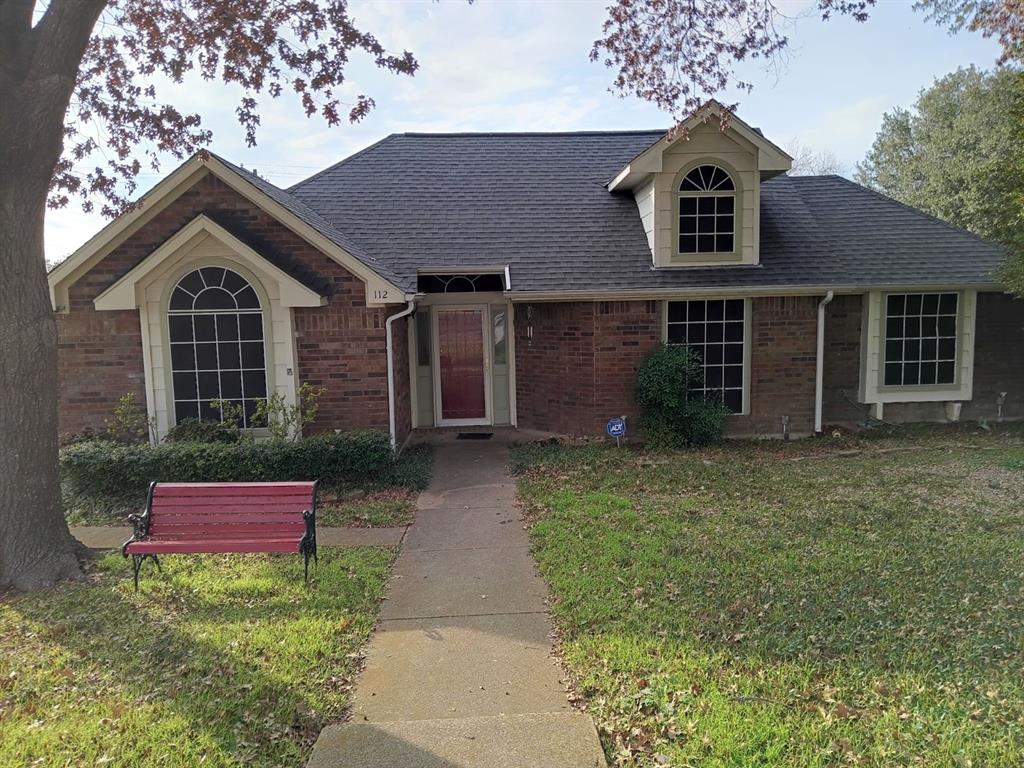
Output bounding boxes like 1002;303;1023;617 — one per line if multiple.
814;290;835;435
386;300;417;451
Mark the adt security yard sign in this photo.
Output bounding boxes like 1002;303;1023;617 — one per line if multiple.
606;417;626;446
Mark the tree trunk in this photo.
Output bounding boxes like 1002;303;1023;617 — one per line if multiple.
0;0;108;589
0;189;84;589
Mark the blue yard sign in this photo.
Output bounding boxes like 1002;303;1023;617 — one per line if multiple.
606;417;626;446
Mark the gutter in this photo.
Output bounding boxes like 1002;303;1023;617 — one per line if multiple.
814;290;835;435
385;299;417;451
502;282;1003;303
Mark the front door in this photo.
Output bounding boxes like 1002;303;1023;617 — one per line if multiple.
435;307;489;424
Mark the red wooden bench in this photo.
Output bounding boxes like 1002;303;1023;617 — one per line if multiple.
122;480;318;590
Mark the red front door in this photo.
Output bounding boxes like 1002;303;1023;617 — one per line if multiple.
438;309;487;422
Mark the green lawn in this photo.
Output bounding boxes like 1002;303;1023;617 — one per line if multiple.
317;489;417;527
513;425;1024;767
0;547;394;767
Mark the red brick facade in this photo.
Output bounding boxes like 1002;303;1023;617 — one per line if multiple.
55;172;1024;442
56;173;400;439
735;296;818;436
821;291;1024;426
962;292;1024;422
56;310;146;437
513;296;820;438
821;294;866;425
513;301;661;436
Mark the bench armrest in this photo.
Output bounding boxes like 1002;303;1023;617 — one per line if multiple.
122;481;156;556
300;508;317;559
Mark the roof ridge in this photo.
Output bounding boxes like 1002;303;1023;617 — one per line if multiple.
397;129;668;137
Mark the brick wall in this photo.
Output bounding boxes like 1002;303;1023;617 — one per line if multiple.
821;291;1024;426
822;294;869;426
729;296;818;437
514;296;819;438
960;292;1024;422
57;173;396;438
56;310;146;436
513;302;599;435
593;301;663;433
291;265;391;435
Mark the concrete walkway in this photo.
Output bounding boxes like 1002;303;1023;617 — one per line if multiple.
308;439;607;768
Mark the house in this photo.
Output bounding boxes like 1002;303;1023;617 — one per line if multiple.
48;102;1023;448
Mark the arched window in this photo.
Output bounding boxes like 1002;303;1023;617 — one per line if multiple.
167;266;268;427
678;164;736;254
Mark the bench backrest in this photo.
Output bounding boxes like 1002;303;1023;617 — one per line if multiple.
147;482;317;539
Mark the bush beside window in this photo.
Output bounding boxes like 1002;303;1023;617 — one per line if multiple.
163;418;242;444
61;430;393;501
635;344;730;448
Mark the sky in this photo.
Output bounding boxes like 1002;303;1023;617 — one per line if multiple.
44;0;1005;263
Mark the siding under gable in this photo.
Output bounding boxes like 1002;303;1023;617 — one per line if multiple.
654;123;760;267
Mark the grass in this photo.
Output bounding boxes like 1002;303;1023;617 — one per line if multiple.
512;424;1024;767
63;443;433;528
0;547;394;767
317;489;417;527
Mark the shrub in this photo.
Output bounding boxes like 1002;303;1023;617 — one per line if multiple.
164;418;241;444
635;344;730;448
254;382;326;441
61;430;394;501
104;392;156;444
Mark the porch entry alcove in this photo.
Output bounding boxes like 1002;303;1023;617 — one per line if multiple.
411;271;516;428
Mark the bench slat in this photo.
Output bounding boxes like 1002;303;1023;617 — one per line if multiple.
149;520;303;532
150;503;311;516
148;514;305;528
126;539;302;555
153;483;315;498
153;494;312;505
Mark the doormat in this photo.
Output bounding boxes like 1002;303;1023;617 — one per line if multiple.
456;432;493;440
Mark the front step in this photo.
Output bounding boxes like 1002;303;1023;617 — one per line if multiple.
307;712;607;768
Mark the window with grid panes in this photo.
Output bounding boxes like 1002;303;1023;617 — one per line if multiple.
167;266;268;427
883;292;958;386
666;299;746;413
678;164;736;254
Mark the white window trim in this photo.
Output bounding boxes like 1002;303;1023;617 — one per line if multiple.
165;266;270;431
676;164;738;257
859;289;977;404
131;238;312;442
671;161;743;265
662;297;752;416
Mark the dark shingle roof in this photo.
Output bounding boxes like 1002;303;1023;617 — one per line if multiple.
274;131;1004;294
214;154;404;287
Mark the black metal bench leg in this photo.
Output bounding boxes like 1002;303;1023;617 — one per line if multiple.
148;554;162;572
304;551;311;586
132;555;143;592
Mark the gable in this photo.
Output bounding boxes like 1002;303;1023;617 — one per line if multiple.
48;155;405;312
607;101;792;192
94;214;326;311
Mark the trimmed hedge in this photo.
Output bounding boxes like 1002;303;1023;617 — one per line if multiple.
61;430;393;500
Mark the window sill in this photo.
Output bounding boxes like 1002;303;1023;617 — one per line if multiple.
661;252;755;268
866;383;971;404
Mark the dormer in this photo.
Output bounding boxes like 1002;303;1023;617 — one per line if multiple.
609;101;792;268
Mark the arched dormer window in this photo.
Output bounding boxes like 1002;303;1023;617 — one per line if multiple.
678;164;736;254
167;266;268;428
